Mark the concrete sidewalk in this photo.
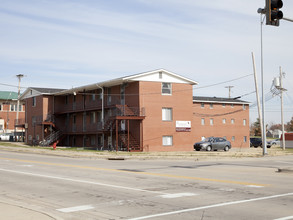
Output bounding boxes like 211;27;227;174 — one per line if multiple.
0;202;57;220
1;142;293;161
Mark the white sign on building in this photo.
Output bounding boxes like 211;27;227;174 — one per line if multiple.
176;121;191;132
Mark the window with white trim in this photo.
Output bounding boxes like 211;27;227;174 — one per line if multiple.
201;118;205;125
222;118;226;124
243;119;246;126
162;108;172;121
162;83;172;95
210;118;214;125
163;136;173;146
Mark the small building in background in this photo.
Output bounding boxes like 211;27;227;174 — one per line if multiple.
0;91;25;134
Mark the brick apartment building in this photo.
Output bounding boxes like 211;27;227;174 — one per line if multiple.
0;91;25;133
20;69;250;151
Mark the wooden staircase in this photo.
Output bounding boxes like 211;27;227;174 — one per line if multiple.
119;133;141;151
116;105;136;116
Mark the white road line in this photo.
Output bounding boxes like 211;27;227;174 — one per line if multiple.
246;185;264;188
274;216;293;220
158;193;197;199
129;192;293;220
0;168;178;197
57;205;94;213
277;161;293;165
19;165;34;167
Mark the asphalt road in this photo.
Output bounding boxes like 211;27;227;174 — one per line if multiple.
0;150;293;220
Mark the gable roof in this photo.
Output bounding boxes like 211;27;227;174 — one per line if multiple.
193;96;249;104
0;91;18;100
55;69;198;96
19;87;65;100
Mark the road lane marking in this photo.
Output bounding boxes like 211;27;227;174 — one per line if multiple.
277;161;293;165
0;157;268;187
0;168;197;199
246;185;264;188
57;205;94;213
0;168;170;195
274;216;293;220
129;192;293;220
158;193;197;198
19;164;34;167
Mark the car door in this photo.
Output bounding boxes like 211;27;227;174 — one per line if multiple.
216;138;225;150
212;138;221;150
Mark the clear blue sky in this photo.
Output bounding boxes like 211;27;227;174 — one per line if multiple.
0;0;292;125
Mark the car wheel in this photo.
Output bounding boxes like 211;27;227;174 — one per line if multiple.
224;146;229;151
267;145;271;148
206;146;212;151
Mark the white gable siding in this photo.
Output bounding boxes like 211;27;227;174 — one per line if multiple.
125;71;197;84
20;89;43;100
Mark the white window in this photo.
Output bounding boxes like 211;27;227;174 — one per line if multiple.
231;119;235;124
232;136;235;141
162;108;172;121
231;104;234;108
244;136;247;143
210;103;213;109
201;103;204;108
10;104;16;111
243;119;246;126
162;83;172;95
222;103;226;108
222;118;226;124
201;118;205;125
243;104;246;110
210;118;214;126
163;136;173;146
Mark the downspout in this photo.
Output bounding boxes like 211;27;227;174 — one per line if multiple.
96;84;104;149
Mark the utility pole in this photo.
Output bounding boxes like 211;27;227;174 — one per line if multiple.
251;52;263;144
279;67;286;150
225;86;234;98
16;74;24;125
272;67;287;149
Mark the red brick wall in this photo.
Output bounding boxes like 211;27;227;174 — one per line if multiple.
26;95;53;145
139;81;194;152
192;102;250;148
0;102;25;131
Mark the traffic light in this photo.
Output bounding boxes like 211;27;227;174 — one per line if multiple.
266;0;283;26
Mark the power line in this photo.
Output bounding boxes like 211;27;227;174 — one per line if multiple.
195;74;253;90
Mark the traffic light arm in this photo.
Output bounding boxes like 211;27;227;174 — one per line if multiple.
283;17;293;22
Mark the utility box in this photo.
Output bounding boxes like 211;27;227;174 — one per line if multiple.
281;133;293;148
